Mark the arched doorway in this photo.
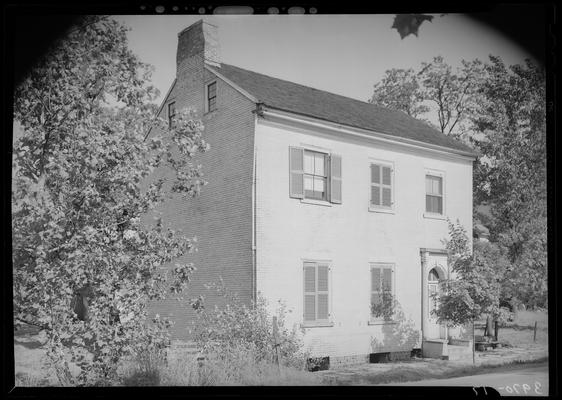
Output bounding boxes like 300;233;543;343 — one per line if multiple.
426;266;446;339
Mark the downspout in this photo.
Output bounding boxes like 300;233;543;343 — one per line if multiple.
251;103;264;303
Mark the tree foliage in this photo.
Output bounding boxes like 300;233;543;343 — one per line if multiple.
369;68;429;118
471;56;547;309
371;55;547;309
434;221;506;326
12;16;208;385
370;56;483;139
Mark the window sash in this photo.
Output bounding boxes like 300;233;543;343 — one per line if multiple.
303;150;327;200
425;175;443;214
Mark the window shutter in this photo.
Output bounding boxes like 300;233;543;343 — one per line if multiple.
371;267;381;292
317;265;329;320
330;154;342;204
303;263;316;321
382;166;391;185
371;164;380;184
289;147;304;199
382;268;392;292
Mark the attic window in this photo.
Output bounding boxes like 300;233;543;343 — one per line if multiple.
168;102;176;128
206;81;217;112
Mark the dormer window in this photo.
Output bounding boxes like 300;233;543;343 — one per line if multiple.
206;81;217;112
168;101;176;128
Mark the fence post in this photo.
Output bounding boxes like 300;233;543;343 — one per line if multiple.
533;321;537;342
272;316;280;370
494;320;498;342
472;319;475;365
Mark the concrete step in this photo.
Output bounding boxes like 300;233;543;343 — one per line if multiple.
447;344;473;361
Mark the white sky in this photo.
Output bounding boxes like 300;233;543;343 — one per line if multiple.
113;14;536;106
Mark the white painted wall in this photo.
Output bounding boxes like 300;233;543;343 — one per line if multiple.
254;116;473;357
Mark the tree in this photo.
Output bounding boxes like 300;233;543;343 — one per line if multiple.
418;56;483;138
471;56;547;309
12;16;209;385
435;221;503;327
370;56;484;139
369;68;429;118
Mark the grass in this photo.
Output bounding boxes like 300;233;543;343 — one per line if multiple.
12;309;549;386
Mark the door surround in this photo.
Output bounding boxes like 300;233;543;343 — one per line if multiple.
420;248;448;341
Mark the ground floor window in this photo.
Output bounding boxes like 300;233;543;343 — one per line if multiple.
303;261;331;325
370;263;395;322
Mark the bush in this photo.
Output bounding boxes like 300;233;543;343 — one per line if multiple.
160;344;322;386
190;282;309;381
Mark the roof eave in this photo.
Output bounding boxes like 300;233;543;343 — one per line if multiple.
260;106;479;161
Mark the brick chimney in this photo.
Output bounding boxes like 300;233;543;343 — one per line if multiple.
176;20;221;74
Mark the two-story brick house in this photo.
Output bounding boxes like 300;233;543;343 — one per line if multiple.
147;20;477;365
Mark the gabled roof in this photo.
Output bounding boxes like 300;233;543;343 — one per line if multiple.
208;63;476;156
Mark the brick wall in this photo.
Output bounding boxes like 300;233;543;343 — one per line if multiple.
145;22;256;340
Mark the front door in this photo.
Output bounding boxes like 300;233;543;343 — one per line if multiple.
425;259;447;340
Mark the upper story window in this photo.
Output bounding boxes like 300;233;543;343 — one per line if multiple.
206;81;217;112
425;174;443;215
168;101;176;129
289;147;342;204
304;150;327;200
370;163;393;210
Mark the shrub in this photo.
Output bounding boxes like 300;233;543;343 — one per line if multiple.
192;282;309;376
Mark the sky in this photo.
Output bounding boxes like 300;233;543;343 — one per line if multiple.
113;13;542;106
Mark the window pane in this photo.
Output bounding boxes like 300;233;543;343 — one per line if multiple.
382;167;391;185
371;186;380;206
304;152;314;174
313;176;325;194
304;175;314;191
433;177;442;195
208;97;216;111
428;268;439;281
371;164;380;184
426;195;443;213
314;153;325;176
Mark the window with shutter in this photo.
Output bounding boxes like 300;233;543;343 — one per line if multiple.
289;148;342;204
303;261;332;326
370;263;395;322
425;174;443;214
303;150;327;201
370;162;393;210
